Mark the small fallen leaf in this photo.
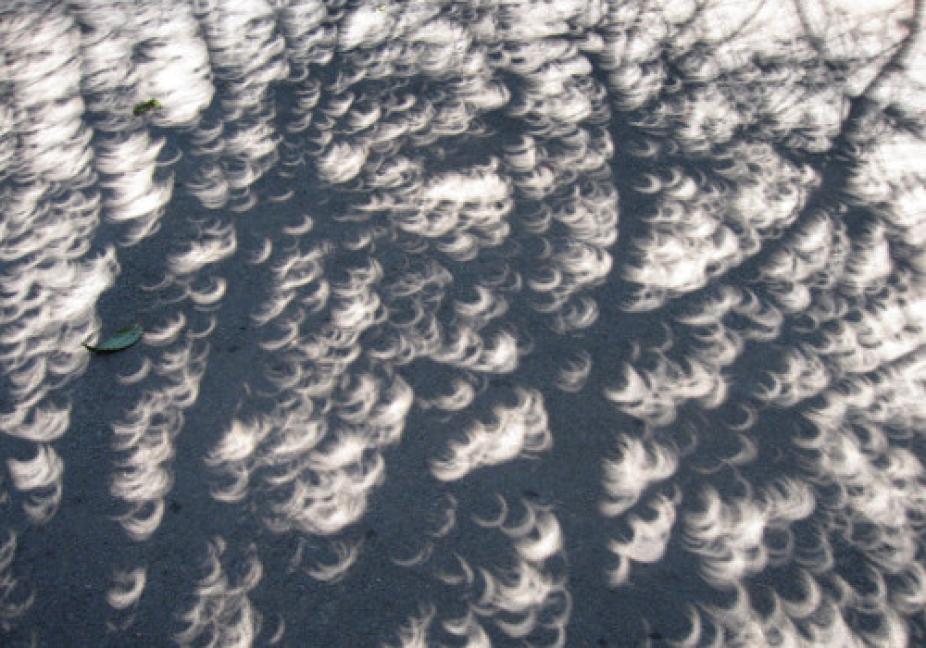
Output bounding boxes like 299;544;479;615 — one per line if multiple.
133;99;161;116
84;323;143;353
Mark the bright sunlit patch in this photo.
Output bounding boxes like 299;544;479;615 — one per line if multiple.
431;388;551;481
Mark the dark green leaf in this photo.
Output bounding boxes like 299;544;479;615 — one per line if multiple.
133;99;161;116
84;323;143;353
